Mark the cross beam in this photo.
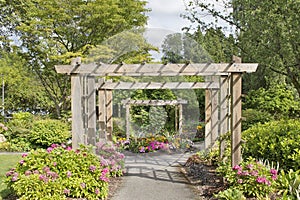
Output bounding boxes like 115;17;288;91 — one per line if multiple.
55;62;258;76
98;81;219;90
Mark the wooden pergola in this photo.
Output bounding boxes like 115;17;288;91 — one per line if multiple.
55;56;258;166
121;99;188;139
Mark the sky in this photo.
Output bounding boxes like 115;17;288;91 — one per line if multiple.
146;0;190;32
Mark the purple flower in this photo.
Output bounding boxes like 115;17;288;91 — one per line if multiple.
89;165;97;172
250;170;258;176
237;179;243;184
33;170;40;174
22;153;28;158
139;146;145;153
19;160;25;165
80;183;86;188
66;171;72;178
53;162;57;166
51;144;58;148
271;174;277;180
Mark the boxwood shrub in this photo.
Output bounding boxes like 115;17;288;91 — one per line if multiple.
242;119;300;171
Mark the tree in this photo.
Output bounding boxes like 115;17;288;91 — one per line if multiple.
0;50;49;116
184;0;300;96
0;0;148;118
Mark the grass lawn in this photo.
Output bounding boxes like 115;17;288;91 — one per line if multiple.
0;154;22;199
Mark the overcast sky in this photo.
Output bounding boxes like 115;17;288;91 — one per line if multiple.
146;0;190;32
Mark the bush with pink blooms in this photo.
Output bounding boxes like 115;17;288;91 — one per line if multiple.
217;157;278;198
5;143;124;200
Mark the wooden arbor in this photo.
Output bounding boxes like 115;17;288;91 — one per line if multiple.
55;56;258;166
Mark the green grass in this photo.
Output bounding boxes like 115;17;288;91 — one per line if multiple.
0;154;22;199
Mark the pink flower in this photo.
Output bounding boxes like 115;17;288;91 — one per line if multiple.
25;170;32;176
66;146;72;151
19;160;25;165
89;165;97;172
22;153;28;158
232;165;242;171
80;183;86;188
246;164;253;169
43;166;50;172
11;176;18;182
47;147;53;153
250;170;258;176
271;174;277;180
51;144;58;148
66;171;72;178
95;188;100;195
237;179;243;184
63;189;70;194
270;169;277;175
53;162;57;166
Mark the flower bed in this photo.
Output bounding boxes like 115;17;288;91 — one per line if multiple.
117;135;169;153
5;143;125;200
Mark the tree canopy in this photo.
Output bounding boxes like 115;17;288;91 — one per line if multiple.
184;0;300;96
0;0;149;117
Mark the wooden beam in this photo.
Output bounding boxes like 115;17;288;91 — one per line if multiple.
55;62;258;76
121;99;188;106
98;81;219;90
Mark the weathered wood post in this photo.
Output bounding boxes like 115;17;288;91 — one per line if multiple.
205;80;212;149
231;56;243;166
87;76;96;146
219;74;230;158
211;76;219;146
105;88;113;141
125;102;131;140
178;103;183;135
98;79;106;140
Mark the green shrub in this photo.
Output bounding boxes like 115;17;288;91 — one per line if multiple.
242;119;300;171
5;145;111;200
2;112;35;151
215;188;246;200
242;109;274;131
29;119;70;148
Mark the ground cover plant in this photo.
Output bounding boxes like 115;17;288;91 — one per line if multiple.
5;143;124;200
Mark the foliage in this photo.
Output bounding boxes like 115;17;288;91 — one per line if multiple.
217;158;278;198
242;109;274;131
0;154;22;199
0;0;148;118
5;144;124;200
29;119;70;148
183;0;300;97
0;51;50;114
242;119;300;171
244;84;300;119
2;112;35;152
275;169;300;199
214;188;246;200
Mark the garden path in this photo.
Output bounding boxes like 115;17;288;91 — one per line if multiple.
111;143;204;200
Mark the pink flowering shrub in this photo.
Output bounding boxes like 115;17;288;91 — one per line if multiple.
95;141;125;177
217;157;278;198
5;144;116;200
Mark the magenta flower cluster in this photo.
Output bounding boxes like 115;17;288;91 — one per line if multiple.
139;141;168;153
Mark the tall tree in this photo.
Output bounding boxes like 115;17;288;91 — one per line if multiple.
0;0;148;117
183;0;300;96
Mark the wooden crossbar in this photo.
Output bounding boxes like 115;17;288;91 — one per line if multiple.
121;99;188;106
55;62;258;76
97;81;219;90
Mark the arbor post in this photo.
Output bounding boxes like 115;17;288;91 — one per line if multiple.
105;88;113;141
231;56;243;166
